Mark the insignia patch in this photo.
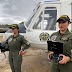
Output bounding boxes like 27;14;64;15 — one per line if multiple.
71;49;72;53
13;39;16;41
39;32;49;40
26;42;30;45
51;36;57;41
8;38;12;42
61;37;68;40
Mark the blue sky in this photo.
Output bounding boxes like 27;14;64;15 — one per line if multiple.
0;0;60;25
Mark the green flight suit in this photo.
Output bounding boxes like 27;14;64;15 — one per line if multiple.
7;34;30;72
50;29;72;72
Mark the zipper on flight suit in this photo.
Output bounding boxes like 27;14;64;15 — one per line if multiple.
59;34;63;40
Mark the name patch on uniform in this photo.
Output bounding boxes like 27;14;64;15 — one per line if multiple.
8;38;12;42
51;36;57;41
13;39;16;41
61;37;68;40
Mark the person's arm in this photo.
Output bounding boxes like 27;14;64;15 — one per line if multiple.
19;36;30;55
21;36;30;51
59;37;72;64
69;38;72;61
5;36;11;50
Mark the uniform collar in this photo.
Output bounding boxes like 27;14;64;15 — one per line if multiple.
13;34;20;38
58;29;70;35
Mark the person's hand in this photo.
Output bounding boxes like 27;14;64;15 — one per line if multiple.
48;52;54;60
19;50;27;55
21;51;27;55
19;50;23;55
59;54;70;64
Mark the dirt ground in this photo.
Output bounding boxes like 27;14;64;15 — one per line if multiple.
0;36;51;72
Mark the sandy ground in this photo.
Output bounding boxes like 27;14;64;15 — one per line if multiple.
0;50;51;72
0;36;51;72
0;54;11;72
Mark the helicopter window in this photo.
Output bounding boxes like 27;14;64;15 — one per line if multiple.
45;7;56;9
33;7;57;30
5;24;26;33
19;24;26;33
25;14;35;27
33;12;43;29
43;7;57;30
25;7;38;28
25;5;41;28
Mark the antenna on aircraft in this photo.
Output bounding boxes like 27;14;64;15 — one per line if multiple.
32;0;38;6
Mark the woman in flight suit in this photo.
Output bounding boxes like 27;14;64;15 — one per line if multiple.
7;24;30;72
48;15;72;72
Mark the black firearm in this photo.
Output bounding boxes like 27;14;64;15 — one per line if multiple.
0;41;9;52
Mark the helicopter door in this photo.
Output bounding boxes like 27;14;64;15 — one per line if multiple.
27;3;60;45
32;4;60;31
43;7;57;30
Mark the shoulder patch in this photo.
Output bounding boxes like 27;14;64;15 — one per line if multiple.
8;38;12;42
51;36;57;41
26;42;30;45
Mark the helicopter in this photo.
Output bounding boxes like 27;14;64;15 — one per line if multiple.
3;0;72;50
